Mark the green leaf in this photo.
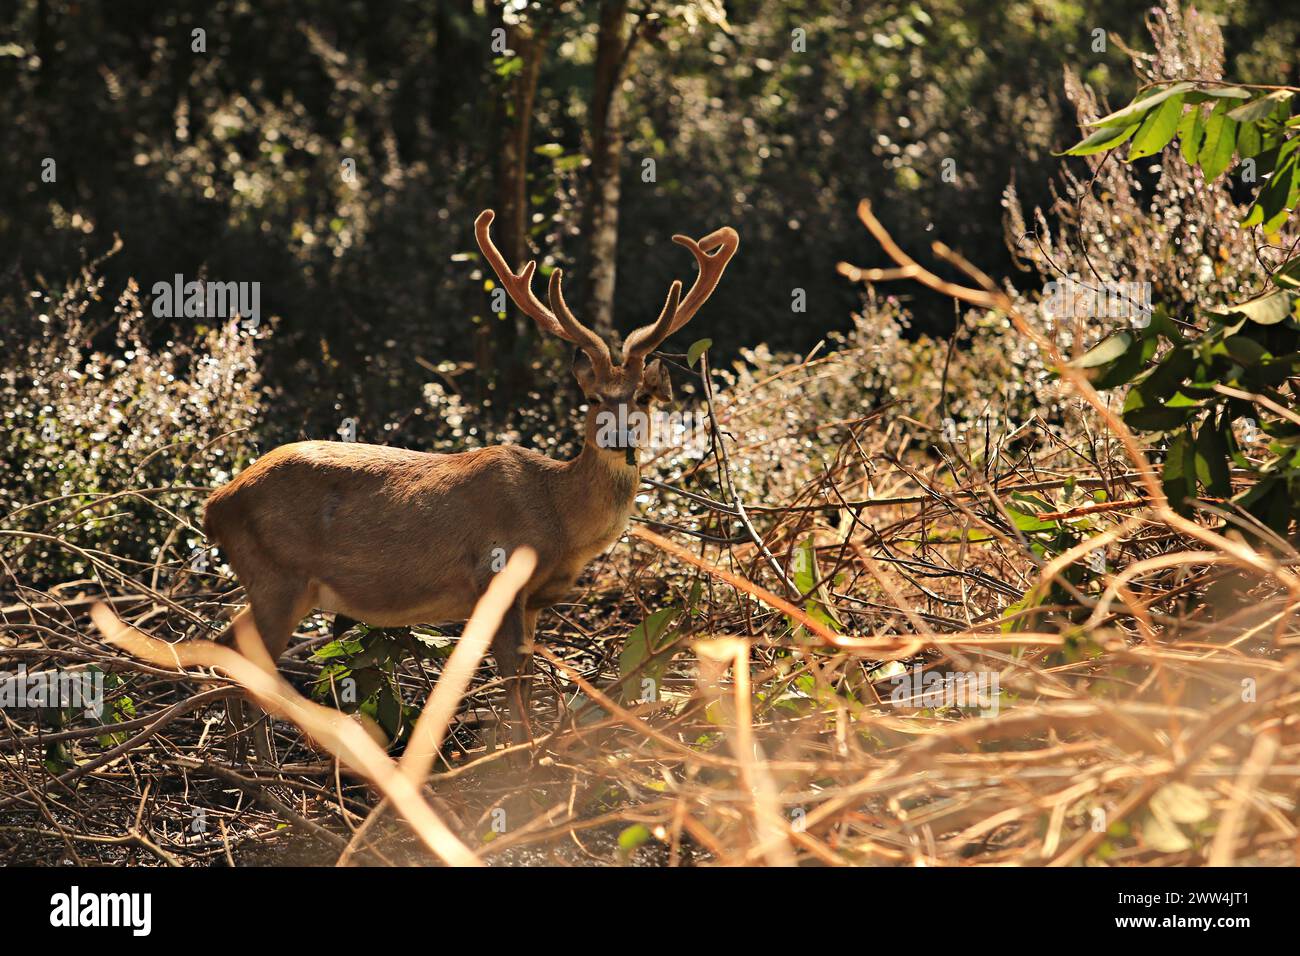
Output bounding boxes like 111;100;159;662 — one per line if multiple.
687;576;704;616
1123;378;1191;431
687;338;712;368
1237;476;1291;536
311;637;364;661
792;536;819;591
1177;105;1204;162
1071;331;1132;368
1195;417;1232;497
1009;491;1055;513
1005;505;1058;533
617;608;680;702
1223;334;1268;366
1208;289;1293;325
1073;330;1157;391
1235;120;1263;159
619;610;678;673
1164;391;1204;408
1093;335;1156;390
351;667;384;705
1128;94;1185;160
1244;151;1298;235
618;824;652;858
1087;82;1195;128
1227;90;1293;124
1198;103;1239;181
493;56;523;80
1186;86;1252;103
1059;122;1138;157
790;537;843;633
1272;258;1300;290
376;684;402;738
1162;428;1196;511
1145;346;1195;399
1147;305;1186;343
44;741;74;775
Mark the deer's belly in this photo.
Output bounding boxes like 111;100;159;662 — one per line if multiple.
526;567;583;610
313;556;589;623
313;582;475;627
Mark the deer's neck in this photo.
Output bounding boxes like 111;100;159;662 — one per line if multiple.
556;408;641;554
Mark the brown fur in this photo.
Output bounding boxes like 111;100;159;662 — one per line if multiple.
205;412;639;636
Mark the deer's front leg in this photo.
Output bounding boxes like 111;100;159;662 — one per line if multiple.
520;608;539;732
491;599;535;745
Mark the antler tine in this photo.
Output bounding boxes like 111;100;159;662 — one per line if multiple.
624;280;683;367
669;226;739;334
474;209;569;342
547;269;613;378
623;225;739;360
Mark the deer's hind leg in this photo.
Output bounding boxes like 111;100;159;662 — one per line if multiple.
218;570;317;763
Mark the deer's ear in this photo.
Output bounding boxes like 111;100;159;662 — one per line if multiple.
572;349;600;397
642;359;673;403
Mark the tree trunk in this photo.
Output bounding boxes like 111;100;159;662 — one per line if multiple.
431;0;477;139
581;0;632;346
482;13;548;407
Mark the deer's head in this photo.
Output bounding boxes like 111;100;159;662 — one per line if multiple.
475;210;738;457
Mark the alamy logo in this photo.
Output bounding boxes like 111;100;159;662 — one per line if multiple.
1042;276;1152;326
0;665;103;718
49;886;151;936
889;665;1000;717
151;274;260;328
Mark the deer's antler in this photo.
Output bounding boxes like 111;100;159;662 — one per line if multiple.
624;225;740;366
475;209;613;379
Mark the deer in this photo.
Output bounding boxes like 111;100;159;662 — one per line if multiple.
203;209;739;759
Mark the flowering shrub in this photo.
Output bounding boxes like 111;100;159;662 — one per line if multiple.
0;247;264;585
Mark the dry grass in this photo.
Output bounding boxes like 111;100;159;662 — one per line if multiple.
2;210;1299;867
